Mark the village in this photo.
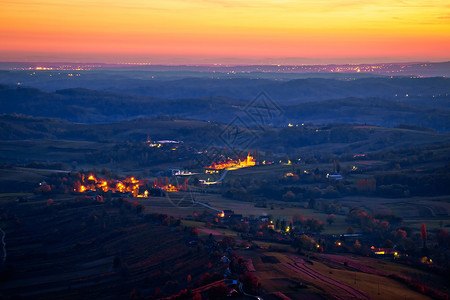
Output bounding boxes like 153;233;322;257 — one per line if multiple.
23;161;448;299
35;151;442;269
2;132;449;299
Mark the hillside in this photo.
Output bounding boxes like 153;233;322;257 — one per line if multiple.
1;71;449;104
0;195;211;299
1;115;449;178
286;98;450;131
1;85;450;130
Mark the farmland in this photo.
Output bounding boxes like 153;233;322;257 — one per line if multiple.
0;73;449;299
0;194;220;299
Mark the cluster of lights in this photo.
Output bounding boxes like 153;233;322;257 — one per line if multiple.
74;174;147;197
205;153;256;171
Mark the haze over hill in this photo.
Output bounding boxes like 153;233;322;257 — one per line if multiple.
1;76;449;131
1;61;450;76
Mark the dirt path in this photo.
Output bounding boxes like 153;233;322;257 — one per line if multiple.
198;227;223;236
317;254;386;276
285;255;370;300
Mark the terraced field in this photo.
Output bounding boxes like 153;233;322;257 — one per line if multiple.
238;250;446;300
0;195;211;299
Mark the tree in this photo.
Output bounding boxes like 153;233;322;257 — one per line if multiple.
130;289;140;299
282;190;296;201
199;272;212;285
220;236;234;250
240;272;260;295
379;220;389;232
192;293;202;300
308;197;317;209
191;227;199;237
326;214;336;225
420;223;427;248
293;214;305;225
383;239;394;248
193;176;200;186
305;218;324;233
436;229;449;247
334;160;341;173
280;219;287;231
294;234;316;251
395;229;407;241
208;282;228;299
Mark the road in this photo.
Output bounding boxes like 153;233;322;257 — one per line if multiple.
194;200;222;213
202;169;230;185
239;281;263;300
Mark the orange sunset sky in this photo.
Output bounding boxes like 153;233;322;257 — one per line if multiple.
0;0;449;64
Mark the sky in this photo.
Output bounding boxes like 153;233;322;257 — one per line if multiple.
0;0;449;65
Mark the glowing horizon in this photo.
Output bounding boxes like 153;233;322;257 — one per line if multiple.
0;0;449;64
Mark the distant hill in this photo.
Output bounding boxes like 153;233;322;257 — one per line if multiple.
0;85;242;123
1;84;449;131
285;98;450;132
0;114;217;141
0;72;449;104
0;114;449;153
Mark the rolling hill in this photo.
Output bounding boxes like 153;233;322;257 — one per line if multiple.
1;84;449;131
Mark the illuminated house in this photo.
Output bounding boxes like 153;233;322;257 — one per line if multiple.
371;247;397;256
219;210;235;218
153;177;188;192
206;153;256;171
73;174;149;197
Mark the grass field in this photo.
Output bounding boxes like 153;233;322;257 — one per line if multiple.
0;192;33;198
134;189;450;236
240;250;439;300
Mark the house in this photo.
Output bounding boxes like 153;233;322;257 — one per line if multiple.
222;210;234;218
259;216;269;222
327;174;343;180
339;233;363;241
371;247;397;256
229;214;243;221
168;168;192;176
